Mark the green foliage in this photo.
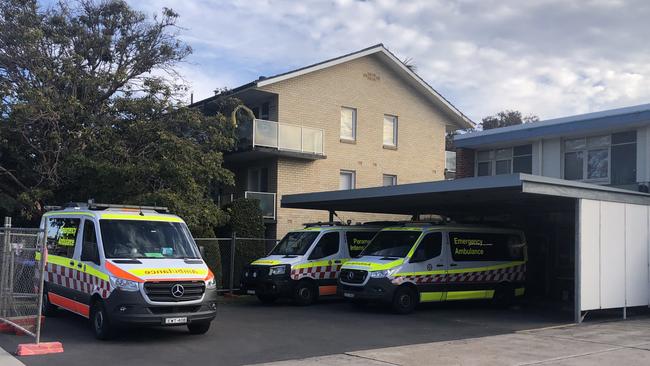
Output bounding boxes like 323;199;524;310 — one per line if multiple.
219;198;266;288
480;110;539;130
0;0;237;236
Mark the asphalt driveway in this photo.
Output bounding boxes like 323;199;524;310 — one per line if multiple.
0;296;571;366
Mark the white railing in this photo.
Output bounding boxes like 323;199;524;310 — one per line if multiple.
244;191;276;220
253;119;324;155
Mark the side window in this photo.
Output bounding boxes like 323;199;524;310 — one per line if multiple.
46;217;80;258
411;232;442;262
345;231;377;257
450;232;525;262
81;220;100;264
309;232;340;260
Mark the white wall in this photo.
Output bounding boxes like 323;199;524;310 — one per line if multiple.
540;138;562;178
579;199;650;311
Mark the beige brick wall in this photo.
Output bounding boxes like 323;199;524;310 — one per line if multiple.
259;54;450;238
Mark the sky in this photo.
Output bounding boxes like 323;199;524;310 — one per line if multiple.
66;0;650;122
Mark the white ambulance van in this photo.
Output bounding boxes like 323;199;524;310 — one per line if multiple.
241;222;384;305
38;203;217;339
338;223;527;314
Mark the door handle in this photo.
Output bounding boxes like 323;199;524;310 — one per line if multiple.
450;263;458;267
69;260;74;266
334;260;342;264
76;263;83;269
436;264;444;267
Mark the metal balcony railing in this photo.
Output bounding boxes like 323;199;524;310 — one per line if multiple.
253;119;324;155
244;191;276;220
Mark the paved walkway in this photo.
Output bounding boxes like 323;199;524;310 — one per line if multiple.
253;318;650;365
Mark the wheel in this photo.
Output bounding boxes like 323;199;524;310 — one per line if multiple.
493;283;515;307
392;286;418;314
293;281;317;306
187;321;211;335
41;286;57;316
90;301;115;340
257;294;278;304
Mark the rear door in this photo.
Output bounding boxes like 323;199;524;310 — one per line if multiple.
44;216;84;310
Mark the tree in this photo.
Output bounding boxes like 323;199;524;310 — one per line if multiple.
480;110;539;130
0;0;236;235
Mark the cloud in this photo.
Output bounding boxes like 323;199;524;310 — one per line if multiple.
128;0;650;122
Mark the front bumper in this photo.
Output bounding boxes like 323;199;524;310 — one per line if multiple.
337;277;396;302
104;288;218;326
240;266;294;298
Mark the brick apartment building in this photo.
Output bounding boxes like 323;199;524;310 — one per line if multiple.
193;44;474;239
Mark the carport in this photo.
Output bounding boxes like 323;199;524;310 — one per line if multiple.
281;174;650;323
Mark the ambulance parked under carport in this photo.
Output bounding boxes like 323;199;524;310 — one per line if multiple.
281;174;650;322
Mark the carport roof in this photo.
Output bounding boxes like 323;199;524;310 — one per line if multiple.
281;174;650;216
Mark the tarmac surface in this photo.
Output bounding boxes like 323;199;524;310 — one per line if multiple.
0;296;582;366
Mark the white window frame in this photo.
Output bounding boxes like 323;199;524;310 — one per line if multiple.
383;114;398;147
475;145;532;176
382;174;397;186
340;107;357;141
563;135;613;184
340;170;356;190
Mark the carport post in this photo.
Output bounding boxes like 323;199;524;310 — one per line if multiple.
574;200;582;324
328;210;334;222
230;232;236;295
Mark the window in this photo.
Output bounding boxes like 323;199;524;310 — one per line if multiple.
247;167;268;192
270;231;319;256
383;115;398;146
340;107;357;140
340;170;355;190
411;232;442;262
46;218;81;258
450;232;525;262
563;132;636;184
81;220;100;264
309;232;340;259
345;231;378;257
361;230;422;258
260;102;270;120
477;145;532;176
382;174;397;186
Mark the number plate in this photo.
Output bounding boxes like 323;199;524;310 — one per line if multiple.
343;292;355;298
247;290;256;295
164;317;187;325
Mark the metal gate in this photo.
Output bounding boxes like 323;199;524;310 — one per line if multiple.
0;217;46;342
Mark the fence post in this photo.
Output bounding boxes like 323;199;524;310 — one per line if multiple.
1;217;11;318
34;231;46;344
230;232;236;295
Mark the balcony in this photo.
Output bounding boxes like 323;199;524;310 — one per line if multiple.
228;119;325;162
245;191;276;220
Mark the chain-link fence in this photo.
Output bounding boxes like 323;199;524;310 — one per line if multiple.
196;235;278;294
0;218;46;342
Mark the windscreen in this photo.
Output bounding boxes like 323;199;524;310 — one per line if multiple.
270;231;319;256
360;230;422;258
100;220;200;259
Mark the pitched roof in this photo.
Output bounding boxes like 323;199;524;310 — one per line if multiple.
454;103;650;148
192;44;474;130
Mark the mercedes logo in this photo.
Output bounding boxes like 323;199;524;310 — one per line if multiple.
346;271;354;281
171;284;185;298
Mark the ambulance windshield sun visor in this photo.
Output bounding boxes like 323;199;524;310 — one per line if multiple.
270;231;319;256
100;220;201;259
360;231;422;258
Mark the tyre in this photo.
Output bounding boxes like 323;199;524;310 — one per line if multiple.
293;281;317;306
187;321;211;335
493;283;515;308
90;301;115;340
257;294;278;304
41;286;57;316
392;286;418;314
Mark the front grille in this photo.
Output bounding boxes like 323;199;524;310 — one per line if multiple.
144;281;205;302
340;269;368;284
243;266;268;281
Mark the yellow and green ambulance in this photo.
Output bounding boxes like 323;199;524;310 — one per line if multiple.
241;223;383;305
338;223;527;313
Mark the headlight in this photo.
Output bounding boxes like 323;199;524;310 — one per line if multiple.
369;268;398;278
205;277;217;289
269;265;286;276
109;276;139;292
